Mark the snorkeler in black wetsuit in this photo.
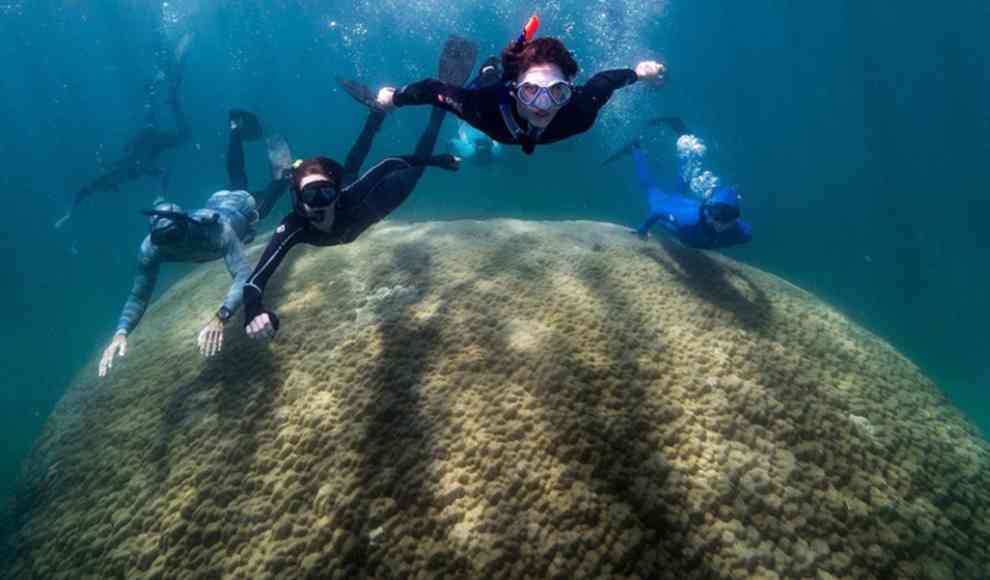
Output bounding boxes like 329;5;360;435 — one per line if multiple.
241;36;475;340
55;33;194;229
373;18;666;155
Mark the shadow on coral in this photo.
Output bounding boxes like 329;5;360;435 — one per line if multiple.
641;239;773;335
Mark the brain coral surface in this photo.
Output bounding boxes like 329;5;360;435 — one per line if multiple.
7;220;990;580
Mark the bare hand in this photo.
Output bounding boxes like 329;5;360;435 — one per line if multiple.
246;313;276;341
99;334;128;377
197;317;225;357
376;87;397;111
635;61;666;82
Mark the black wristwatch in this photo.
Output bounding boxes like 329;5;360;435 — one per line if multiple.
217;306;233;323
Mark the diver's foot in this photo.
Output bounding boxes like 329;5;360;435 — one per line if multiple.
266;134;293;181
336;77;386;112
431;154;460;172
439;35;478;87
229;109;263;141
54;213;71;230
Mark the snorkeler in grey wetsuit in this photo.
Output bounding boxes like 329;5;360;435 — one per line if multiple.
56;33;194;229
98;111;292;377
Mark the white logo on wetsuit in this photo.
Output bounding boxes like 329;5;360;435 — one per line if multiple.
277;225;286;233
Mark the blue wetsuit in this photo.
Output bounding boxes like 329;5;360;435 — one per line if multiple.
633;147;752;249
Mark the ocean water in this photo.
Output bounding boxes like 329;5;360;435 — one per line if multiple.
0;0;987;561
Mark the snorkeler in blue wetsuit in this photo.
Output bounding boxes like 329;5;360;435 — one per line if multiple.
605;120;752;249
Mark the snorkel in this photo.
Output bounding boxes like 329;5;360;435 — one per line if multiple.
516;15;540;48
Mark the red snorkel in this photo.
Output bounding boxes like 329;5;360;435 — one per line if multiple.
515;15;540;47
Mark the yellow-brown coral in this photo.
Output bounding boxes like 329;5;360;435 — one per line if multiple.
6;219;989;580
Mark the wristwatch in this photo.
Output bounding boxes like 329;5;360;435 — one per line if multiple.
217;306;233;323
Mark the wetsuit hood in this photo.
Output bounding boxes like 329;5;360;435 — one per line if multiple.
706;186;741;212
702;186;742;230
141;203;219;246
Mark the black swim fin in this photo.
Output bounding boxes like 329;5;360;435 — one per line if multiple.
647;116;691;138
439;35;478;87
336;77;386;112
230;109;264;141
600;138;642;167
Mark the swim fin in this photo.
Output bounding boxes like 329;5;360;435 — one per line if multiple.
336;77;386;112
648;116;691;138
600;138;642;167
439;35;478;87
229;109;263;141
266;134;293;181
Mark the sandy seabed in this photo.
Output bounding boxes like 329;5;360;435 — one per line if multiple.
6;219;989;580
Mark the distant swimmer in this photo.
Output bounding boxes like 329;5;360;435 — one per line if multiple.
372;16;666;155
449;120;502;166
604;118;752;250
242;36;474;341
56;33;194;230
98;111;293;377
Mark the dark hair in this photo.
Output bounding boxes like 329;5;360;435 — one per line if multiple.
290;157;343;192
501;37;579;82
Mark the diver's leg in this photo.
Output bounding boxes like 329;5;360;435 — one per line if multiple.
356;108;453;222
166;34;192;142
250;135;293;221
254;179;290;221
226;127;248;191
632;147;659;193
342;111;387;185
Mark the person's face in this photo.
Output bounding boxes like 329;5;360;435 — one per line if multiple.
150;216;187;246
514;63;569;128
297;174;339;231
704;204;739;232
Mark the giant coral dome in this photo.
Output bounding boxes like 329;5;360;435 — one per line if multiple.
6;220;989;580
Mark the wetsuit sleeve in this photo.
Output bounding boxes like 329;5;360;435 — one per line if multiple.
219;226;251;315
242;213;309;325
393;80;485;126
116;241;161;335
574;69;638;114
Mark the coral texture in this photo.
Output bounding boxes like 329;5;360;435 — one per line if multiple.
6;220;989;580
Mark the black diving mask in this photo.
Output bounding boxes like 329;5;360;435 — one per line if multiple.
704;203;740;225
298;182;340;208
141;209;218;245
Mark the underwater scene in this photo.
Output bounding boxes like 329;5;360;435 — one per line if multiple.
1;1;988;578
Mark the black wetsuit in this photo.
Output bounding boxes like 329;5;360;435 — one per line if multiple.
241;107;451;328
69;56;191;209
225;128;289;221
392;69;638;154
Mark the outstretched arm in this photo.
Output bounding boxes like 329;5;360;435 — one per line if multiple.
220;230;252;315
387;80;486;127
116;242;161;336
198;228;251;357
343;154;457;201
100;242;160;376
242;212;310;338
574;69;639;114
